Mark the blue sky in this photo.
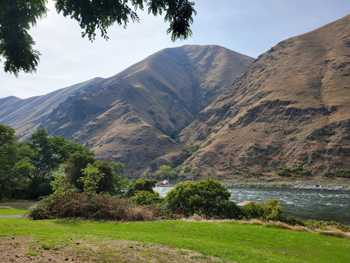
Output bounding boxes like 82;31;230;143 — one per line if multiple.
1;0;349;99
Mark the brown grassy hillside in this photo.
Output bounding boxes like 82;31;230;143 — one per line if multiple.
180;15;350;179
40;45;254;176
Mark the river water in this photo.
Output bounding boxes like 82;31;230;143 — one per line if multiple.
154;186;350;225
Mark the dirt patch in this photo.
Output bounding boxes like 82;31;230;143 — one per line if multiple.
0;201;37;210
0;215;25;218
0;237;233;263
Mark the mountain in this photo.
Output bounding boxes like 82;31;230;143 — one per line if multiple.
0;77;104;140
21;45;253;176
179;15;350;179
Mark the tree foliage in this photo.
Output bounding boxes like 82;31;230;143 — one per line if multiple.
155;165;176;179
0;125;34;200
78;163;105;194
125;179;158;197
27;128;93;179
1;0;196;76
65;153;124;194
0;0;48;76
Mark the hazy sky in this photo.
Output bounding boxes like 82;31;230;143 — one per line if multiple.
1;0;349;99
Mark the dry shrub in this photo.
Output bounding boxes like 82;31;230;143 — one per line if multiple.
238;220;252;224
250;219;264;225
291;225;312;232
316;229;350;238
187;214;205;221
27;192;159;221
267;221;293;230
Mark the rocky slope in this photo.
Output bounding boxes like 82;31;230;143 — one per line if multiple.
37;45;254;175
179;15;350;179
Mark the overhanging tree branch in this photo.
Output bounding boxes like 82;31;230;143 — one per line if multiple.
0;0;196;76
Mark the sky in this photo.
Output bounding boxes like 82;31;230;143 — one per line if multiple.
1;0;350;99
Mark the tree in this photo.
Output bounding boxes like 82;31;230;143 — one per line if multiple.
27;128;93;179
65;152;125;194
155;165;177;179
78;163;105;194
25;128;93;198
1;0;196;76
0;125;34;200
65;152;96;190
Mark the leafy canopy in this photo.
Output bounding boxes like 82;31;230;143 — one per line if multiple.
1;0;196;76
0;0;48;76
27;128;93;178
65;152;125;194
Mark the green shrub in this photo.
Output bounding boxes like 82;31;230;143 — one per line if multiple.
130;190;164;205
275;167;291;177
240;199;305;226
125;179;158;197
180;145;199;157
305;219;350;232
324;171;334;178
165;178;231;217
333;169;350;178
276;166;311;177
215;201;241;219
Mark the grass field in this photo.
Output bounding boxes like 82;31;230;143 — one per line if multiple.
0;209;28;215
1;218;349;262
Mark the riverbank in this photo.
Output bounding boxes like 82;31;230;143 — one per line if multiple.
157;177;350;191
225;182;350;191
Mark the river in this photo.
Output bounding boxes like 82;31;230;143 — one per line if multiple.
154;186;350;225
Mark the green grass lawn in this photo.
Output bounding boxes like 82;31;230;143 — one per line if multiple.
0;209;28;215
1;218;349;262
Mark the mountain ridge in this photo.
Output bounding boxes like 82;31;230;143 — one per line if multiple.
0;45;254;176
179;14;350;179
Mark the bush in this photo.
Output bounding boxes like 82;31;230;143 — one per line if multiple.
241;199;304;226
305;219;350;232
130;190;164;205
275;167;291;177
276;166;311;177
165;178;231;217
215;201;241;219
125;179;158;197
334;169;350;178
